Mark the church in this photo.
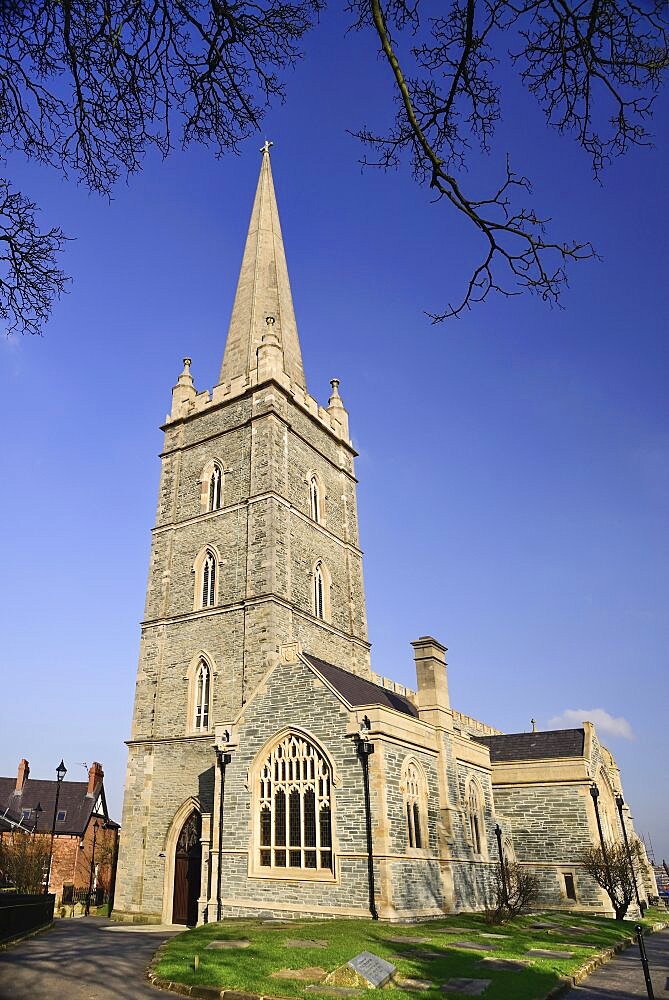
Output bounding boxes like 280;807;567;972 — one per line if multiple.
112;146;654;926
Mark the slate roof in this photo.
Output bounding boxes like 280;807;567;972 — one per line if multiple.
304;654;419;718
0;778;117;836
473;729;585;762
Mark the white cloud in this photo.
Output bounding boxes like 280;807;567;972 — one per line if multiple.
546;708;634;741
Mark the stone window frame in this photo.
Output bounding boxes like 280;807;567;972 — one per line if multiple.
559;868;579;901
306;470;326;526
192;545;221;611
247;727;340;883
185;651;215;735
312;559;331;623
465;776;488;859
199;457;227;514
401;756;430;855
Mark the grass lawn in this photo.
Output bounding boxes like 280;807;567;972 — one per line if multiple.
153;907;666;999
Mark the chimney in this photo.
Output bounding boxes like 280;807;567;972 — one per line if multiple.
87;762;104;796
412;636;451;725
15;759;29;793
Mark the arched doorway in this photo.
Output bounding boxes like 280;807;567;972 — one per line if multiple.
172;811;202;925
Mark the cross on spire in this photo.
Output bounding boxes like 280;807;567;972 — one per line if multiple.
260;139;274;155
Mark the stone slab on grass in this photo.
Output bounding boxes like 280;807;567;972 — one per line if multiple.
530;922;558;929
306;988;362;997
285;938;329;949
526;948;574;959
477;957;530;971
478;933;509;939
387;935;434;945
205;939;251;950
396;948;444;960
348;952;396;987
394;977;434;991
441;978;491;996
432;927;478;935
453;941;499;952
271;966;326;981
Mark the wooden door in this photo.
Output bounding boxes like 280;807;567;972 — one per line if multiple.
172;812;202;925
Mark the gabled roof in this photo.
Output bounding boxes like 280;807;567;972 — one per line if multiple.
0;778;114;836
473;729;585;762
304;654;419;718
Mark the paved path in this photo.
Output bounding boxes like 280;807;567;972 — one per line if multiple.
0;917;183;1000
562;928;669;999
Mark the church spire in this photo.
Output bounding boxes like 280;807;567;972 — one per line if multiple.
218;142;306;389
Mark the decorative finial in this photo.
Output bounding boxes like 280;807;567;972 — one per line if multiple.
531;718;537;733
329;378;341;397
183;357;191;370
260;139;274;155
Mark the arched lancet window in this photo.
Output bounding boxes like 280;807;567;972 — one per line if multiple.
314;562;325;619
194;660;210;731
201;550;216;608
309;476;321;523
257;733;333;872
403;759;427;850
313;561;330;621
208;464;223;512
467;780;485;855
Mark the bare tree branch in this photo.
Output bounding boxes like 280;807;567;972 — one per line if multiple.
0;179;69;336
349;0;667;317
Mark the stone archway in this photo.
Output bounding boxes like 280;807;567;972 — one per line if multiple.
172;811;202;926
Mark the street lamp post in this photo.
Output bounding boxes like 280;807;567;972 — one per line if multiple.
85;819;100;916
355;716;378;921
590;783;614;900
615;793;644;915
45;760;67;895
494;823;508;903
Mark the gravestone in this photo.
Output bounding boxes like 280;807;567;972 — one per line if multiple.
387;935;433;945
348;952;396;987
478;933;509;939
394;977;433;991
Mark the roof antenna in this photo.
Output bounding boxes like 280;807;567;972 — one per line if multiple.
531;718;537;733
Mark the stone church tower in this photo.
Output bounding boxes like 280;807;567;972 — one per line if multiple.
114;147;655;927
114;146;370;922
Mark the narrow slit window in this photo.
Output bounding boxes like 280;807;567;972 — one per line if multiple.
314;563;325;620
309;476;321;523
208;465;223;511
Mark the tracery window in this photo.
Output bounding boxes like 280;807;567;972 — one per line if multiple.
309;476;321;523
201;550;216;608
403;760;426;850
466;780;485;855
194;659;210;731
208;464;223;512
257;733;333;872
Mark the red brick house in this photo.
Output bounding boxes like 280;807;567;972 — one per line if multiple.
0;760;119;908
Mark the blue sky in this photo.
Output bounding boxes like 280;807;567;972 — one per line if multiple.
1;6;667;863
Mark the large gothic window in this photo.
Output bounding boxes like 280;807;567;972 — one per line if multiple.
193;660;210;731
208;464;223;512
257;734;333;873
201;550;216;608
403;759;427;850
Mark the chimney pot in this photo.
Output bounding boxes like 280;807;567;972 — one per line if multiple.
15;759;29;793
87;762;104;796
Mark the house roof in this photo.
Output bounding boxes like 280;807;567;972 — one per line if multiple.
473;729;585;762
0;777;116;836
304;654;419;718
